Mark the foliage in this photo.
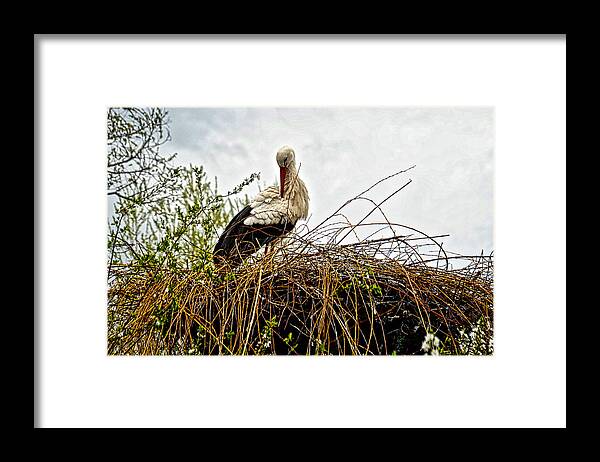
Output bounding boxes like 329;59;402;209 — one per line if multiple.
107;107;176;206
107;107;259;272
421;316;493;355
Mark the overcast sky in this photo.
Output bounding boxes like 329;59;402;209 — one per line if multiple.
162;107;493;257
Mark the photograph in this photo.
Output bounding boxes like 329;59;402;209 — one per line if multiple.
107;107;494;355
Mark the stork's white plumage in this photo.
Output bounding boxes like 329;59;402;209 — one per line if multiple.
213;146;309;265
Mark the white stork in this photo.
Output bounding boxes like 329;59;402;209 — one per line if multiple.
213;146;309;265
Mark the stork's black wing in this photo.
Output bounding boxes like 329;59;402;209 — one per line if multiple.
213;205;295;265
213;205;252;260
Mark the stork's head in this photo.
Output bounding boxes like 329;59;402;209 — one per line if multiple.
276;145;295;168
276;146;295;197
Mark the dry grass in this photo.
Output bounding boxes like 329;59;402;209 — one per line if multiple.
107;168;494;355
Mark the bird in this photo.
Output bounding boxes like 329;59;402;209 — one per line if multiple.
213;146;309;266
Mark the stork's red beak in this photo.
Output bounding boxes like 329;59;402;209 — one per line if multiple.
279;167;286;197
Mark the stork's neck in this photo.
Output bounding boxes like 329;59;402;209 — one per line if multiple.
281;160;309;221
282;161;299;197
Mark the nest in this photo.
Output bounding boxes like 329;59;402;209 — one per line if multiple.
108;168;494;355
